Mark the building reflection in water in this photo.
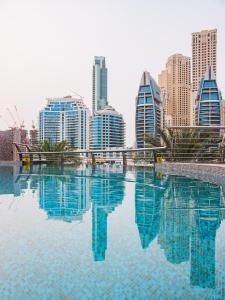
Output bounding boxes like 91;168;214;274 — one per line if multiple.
0;165;30;197
190;183;222;289
135;170;225;290
11;164;125;261
91;166;125;261
158;176;192;264
37;165;91;222
135;169;164;249
2;164;225;291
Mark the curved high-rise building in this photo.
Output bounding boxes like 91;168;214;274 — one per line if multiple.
135;71;163;148
90;105;125;150
195;66;223;126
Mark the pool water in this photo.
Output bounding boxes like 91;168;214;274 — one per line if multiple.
0;165;224;300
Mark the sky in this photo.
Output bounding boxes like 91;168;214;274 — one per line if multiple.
0;0;225;146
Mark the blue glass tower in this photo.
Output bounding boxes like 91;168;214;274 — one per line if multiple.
39;96;89;149
90;106;125;150
135;71;163;148
92;56;108;113
195;66;223;126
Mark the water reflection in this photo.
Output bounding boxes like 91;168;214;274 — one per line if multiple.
0;165;224;292
135;169;164;249
91;167;125;261
38;166;90;222
134;170;225;291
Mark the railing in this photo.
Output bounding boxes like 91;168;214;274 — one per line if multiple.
155;126;225;163
13;144;166;166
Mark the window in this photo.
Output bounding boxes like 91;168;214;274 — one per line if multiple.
203;80;217;88
211;92;219;100
138;97;144;105
146;96;153;104
202;93;209;100
139;85;151;93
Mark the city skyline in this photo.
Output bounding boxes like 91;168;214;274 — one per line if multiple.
0;0;225;146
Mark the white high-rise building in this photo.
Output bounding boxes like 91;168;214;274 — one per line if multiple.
39;96;90;149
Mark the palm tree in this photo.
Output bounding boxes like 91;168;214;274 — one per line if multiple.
145;127;222;162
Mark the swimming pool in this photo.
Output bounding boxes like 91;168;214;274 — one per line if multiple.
0;165;224;299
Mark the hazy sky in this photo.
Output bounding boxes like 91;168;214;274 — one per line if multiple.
0;0;225;145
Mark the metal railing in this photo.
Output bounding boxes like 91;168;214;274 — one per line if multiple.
154;126;225;163
13;144;166;166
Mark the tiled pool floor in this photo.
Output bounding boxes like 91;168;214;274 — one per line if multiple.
0;165;224;299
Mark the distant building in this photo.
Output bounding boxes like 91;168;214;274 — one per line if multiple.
159;54;191;126
192;29;217;93
195;66;223;126
90;105;125;150
39;96;89;149
136;71;163;148
92;56;108;113
29;125;38;145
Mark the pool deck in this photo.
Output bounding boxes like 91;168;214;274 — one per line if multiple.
155;162;225;190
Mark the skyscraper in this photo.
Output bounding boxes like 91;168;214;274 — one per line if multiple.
92;56;108;113
159;54;191;126
135;71;163;148
192;29;217;93
195;66;223;126
90;105;125;150
39;96;89;149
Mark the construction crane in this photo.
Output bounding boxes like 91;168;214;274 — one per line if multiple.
32;120;36;130
69;89;84;100
6;108;17;127
0;115;10;128
14;106;25;129
14;106;21;126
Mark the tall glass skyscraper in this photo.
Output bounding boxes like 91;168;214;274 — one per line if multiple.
39;96;89;149
92;56;108;113
135;71;163;148
195;66;223;126
90;106;125;150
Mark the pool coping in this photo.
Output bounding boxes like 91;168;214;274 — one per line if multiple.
0;161;22;166
155;162;225;191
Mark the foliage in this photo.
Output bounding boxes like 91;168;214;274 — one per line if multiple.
144;127;223;162
41;140;68;152
32;140;80;165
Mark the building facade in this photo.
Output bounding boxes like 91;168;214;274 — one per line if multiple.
195;66;223;126
92;56;108;113
135;71;163;148
39;96;89;149
192;29;217;93
90;106;125;150
159;54;191;126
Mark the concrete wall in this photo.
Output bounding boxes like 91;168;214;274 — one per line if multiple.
0;128;27;161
